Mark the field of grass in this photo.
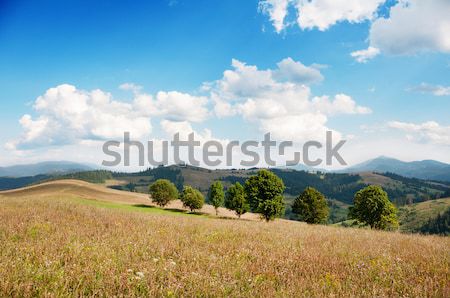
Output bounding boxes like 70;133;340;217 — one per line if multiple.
0;180;449;297
398;198;450;232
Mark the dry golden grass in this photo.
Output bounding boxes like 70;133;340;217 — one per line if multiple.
0;181;449;297
0;180;259;220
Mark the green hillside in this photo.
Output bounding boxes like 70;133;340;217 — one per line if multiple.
398;197;450;233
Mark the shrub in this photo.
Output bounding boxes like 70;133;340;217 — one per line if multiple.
292;187;329;224
348;185;399;230
244;169;285;221
208;181;225;215
149;179;179;207
225;182;249;218
180;185;204;212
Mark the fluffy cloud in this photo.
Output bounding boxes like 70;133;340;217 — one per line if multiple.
7;84;153;150
259;0;385;32
295;0;385;31
273;57;323;84
160;119;212;140
152;91;209;122
370;0;450;56
350;46;380;63
7;59;369;153
312;94;371;115
388;120;450;146
408;83;450;96
259;1;450;62
210;59;370;141
351;0;450;62
7;84;210;150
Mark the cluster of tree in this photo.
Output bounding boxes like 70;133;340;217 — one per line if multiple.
418;208;450;236
149;169;399;230
0;174;51;191
124;166;184;190
209;169;285;221
59;170;113;184
149;179;204;212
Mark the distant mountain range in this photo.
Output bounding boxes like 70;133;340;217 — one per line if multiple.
340;156;450;182
0;161;93;177
0;156;449;182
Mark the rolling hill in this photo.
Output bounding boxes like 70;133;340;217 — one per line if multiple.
0;179;448;296
0;179;258;220
398;197;450;233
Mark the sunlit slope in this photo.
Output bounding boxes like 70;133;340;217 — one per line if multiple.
0;179;258;219
398;197;450;232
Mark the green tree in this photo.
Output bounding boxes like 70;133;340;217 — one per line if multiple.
244;169;285;221
292;187;329;224
180;185;204;212
225;182;249;218
208;181;225;215
149;179;179;207
348;185;399;230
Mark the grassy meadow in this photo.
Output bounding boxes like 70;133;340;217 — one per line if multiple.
0;181;449;297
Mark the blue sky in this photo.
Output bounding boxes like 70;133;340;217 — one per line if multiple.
0;0;449;169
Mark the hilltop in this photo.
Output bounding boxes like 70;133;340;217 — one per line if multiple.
0;179;258;220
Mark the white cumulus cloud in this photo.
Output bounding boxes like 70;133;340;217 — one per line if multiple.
351;0;450;62
369;0;450;56
7;84;153;150
259;0;450;61
7;84;210;150
295;0;385;31
210;59;370;141
152;91;209;122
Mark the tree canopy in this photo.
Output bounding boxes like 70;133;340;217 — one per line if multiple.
208;181;225;215
225;182;249;218
348;185;399;230
292;187;329;224
180;185;204;212
149;179;179;207
244;169;285;221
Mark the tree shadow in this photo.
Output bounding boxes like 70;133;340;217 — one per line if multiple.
133;204;157;209
164;207;189;214
131;204;209;217
187;211;207;216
